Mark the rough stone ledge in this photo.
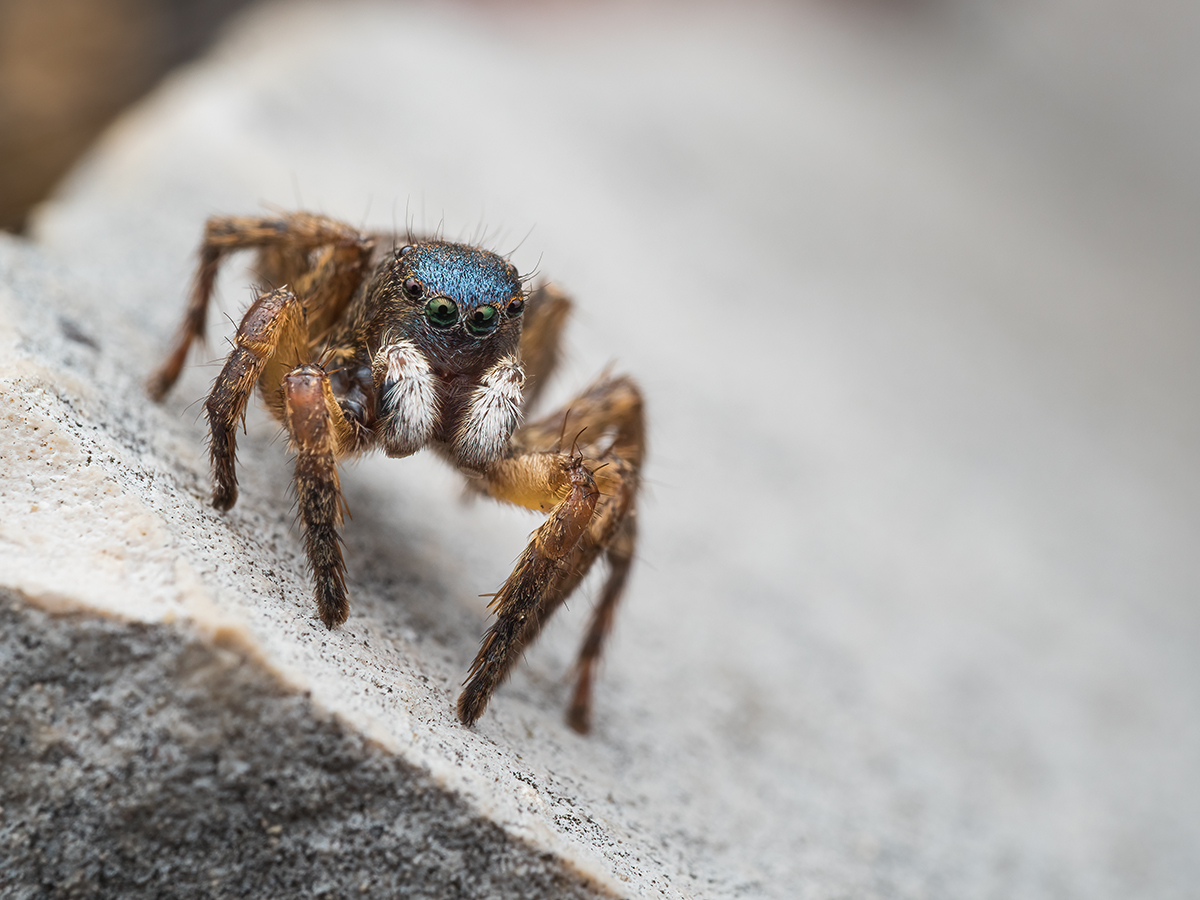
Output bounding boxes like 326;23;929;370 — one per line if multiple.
0;594;611;900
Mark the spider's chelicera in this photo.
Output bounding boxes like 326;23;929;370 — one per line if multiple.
148;212;644;733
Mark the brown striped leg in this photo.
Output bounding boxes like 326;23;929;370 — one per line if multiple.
459;376;645;729
148;212;372;400
203;287;308;510
283;364;352;628
148;241;222;401
568;509;637;733
517;283;572;414
457;454;599;726
511;374;646;467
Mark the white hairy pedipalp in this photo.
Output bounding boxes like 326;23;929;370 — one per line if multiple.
376;340;439;457
453;355;524;470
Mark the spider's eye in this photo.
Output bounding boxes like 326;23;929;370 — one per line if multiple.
399;245;414;256
505;298;524;318
466;305;498;335
425;296;458;327
404;277;423;298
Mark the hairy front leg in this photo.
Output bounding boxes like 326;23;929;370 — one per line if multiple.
204;287;308;510
283;364;353;628
457;453;599;726
467;375;645;731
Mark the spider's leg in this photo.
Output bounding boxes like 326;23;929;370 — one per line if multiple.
568;506;637;734
148;234;223;401
282;364;354;628
459;375;645;731
201;280;357;626
204;287;309;510
457;451;601;727
517;283;572;415
513;373;646;467
149;213;372;400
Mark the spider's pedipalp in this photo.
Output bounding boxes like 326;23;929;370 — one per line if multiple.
452;355;524;471
374;340;439;458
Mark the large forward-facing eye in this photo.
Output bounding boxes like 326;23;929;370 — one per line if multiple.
425;296;458;327
466;305;498;335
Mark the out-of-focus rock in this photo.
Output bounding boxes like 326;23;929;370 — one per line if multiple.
0;0;254;232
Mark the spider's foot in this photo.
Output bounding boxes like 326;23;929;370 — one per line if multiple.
457;687;486;727
567;675;593;734
315;578;349;629
212;482;237;512
309;524;348;628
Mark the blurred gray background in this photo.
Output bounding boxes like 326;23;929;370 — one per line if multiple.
8;1;1200;897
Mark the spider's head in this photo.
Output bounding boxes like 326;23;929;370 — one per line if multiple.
369;240;527;469
369;240;525;367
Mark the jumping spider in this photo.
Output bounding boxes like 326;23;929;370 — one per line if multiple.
148;212;644;732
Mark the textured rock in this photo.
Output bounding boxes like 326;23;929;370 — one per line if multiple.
0;596;606;899
4;2;1200;898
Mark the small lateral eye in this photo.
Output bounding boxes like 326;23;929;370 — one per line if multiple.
466;304;498;335
425;296;458;327
399;245;414;256
505;298;524;318
404;277;422;298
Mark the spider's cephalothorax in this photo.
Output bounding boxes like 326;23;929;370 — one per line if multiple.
360;241;527;470
148;212;644;733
